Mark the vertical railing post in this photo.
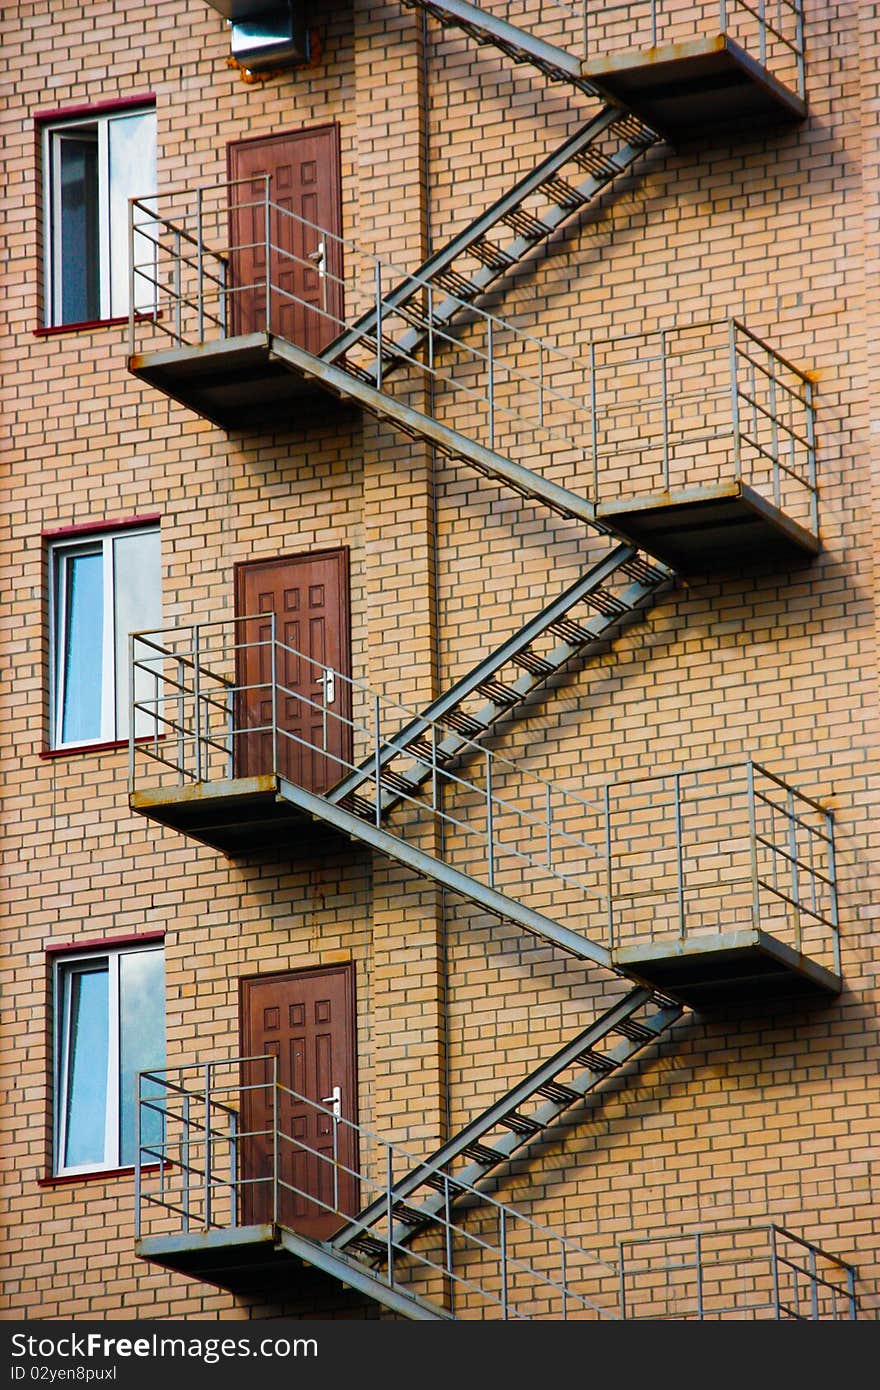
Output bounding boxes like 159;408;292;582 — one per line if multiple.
226;686;234;780
589;339;599;501
374;694;382;827
809;1247;819;1320
375;261;383;390
444;1175;454;1316
651;0;658;47
177;655;186;786
331;1112;339;1214
182;1092;191;1233
746;760;762;932
203;1063;212;1229
272;1055;279;1228
134;1072;142;1239
560;1239;568;1321
486;751;495;888
487;318;495;450
729;319;743;483
795;1;806;99
719;1;728;33
660;328;670;491
270;612;278;778
674;771;686;941
128;196;136;355
695;1231;704;1321
605;783;614;950
826;810;840;978
805;377;818;536
385;1148;395;1285
229;1110;238;1228
538;340;544;428
173;229;183;345
196;186;204;343
500;1207;509;1320
759;0;767;67
618;1242;627;1321
846;1266;856;1321
428;283;434;374
770;1226;782;1318
768;360;781;507
128;633;137;795
545;783;552;871
192;626;203;783
788;787;801;951
264;174;272;335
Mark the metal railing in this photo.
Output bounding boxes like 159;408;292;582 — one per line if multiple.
128;182;819;538
619;1224;858;1319
470;1;805;96
129;619;840;974
135;1056;621;1320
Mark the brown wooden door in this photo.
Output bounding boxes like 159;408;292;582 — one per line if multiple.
234;549;352;793
240;966;359;1239
227;125;343;349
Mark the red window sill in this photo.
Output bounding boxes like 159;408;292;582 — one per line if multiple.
38;1163;165;1188
40;734;165;760
34;311;160;338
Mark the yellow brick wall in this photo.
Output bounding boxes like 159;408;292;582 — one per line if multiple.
1;0;878;1320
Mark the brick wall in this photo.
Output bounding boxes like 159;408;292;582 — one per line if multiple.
1;0;877;1319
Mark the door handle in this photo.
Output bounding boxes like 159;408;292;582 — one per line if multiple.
317;669;336;706
308;241;326;278
321;1085;342;1119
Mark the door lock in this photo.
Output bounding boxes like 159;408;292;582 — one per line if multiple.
321;1085;342;1119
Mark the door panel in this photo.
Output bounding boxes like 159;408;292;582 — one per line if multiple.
240;966;359;1238
227;125;343;349
234;549;352;793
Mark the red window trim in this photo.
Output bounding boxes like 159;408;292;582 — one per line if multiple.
46;929;165;956
34;315;130;337
34;94;156;126
39;734;164;760
38;1163;164;1188
42;514;161;541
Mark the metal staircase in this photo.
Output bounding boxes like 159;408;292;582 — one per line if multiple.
332;986;684;1261
328;542;673;819
323;109;659;386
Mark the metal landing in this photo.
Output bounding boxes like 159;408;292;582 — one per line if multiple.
581;35;806;139
596;480;820;573
128;333;357;430
613;928;841;1009
129;775;348;855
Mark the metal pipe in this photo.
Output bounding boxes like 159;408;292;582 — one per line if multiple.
660;329;670;491
805;377;818;535
589;340;599;500
204;1064;212;1229
229;1110;238;1228
826;811;840;978
174;229;182;345
332;1113;339;1213
768;361;781;506
729;319;743;482
747;761;762;932
386;1148;394;1284
618;1241;627;1321
810;1247;819;1320
444;1175;454;1316
193;626;202;783
759;0;768;67
560;1239;568;1321
196;187;204;343
487;318;495;450
500;1207;508;1319
788;787;801;950
182;1092;191;1232
374;695;382;827
270;612;278;778
695;1231;704;1320
264;175;271;335
486;751;495;888
674;771;686;941
605;784;614;950
375;261;383;390
545;783;552;871
770;1226;782;1318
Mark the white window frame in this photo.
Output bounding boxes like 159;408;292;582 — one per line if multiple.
53;943;165;1177
42;105;156;327
48;525;161;751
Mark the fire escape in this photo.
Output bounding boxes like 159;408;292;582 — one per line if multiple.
125;2;856;1318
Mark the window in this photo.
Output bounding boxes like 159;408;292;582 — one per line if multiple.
53;942;166;1175
42;105;156;327
49;525;161;750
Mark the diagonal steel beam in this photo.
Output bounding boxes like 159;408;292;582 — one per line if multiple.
269;336;605;529
326;542;641;807
275;1227;453;1318
319;110;619;368
275;775;612;969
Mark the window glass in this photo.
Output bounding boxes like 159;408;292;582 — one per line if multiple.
55;946;165;1175
108;112;157;318
59;547;103;745
50;526;160;749
62;964;109;1170
113;528;161;737
118;948;166;1166
58;130;100;325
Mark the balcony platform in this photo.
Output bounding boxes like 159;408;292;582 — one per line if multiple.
596;480;820;573
583;35;806;140
612;928;841;1010
130;774;349;855
128;333;357;430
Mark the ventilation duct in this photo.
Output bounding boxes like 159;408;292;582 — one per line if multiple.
203;0;309;72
